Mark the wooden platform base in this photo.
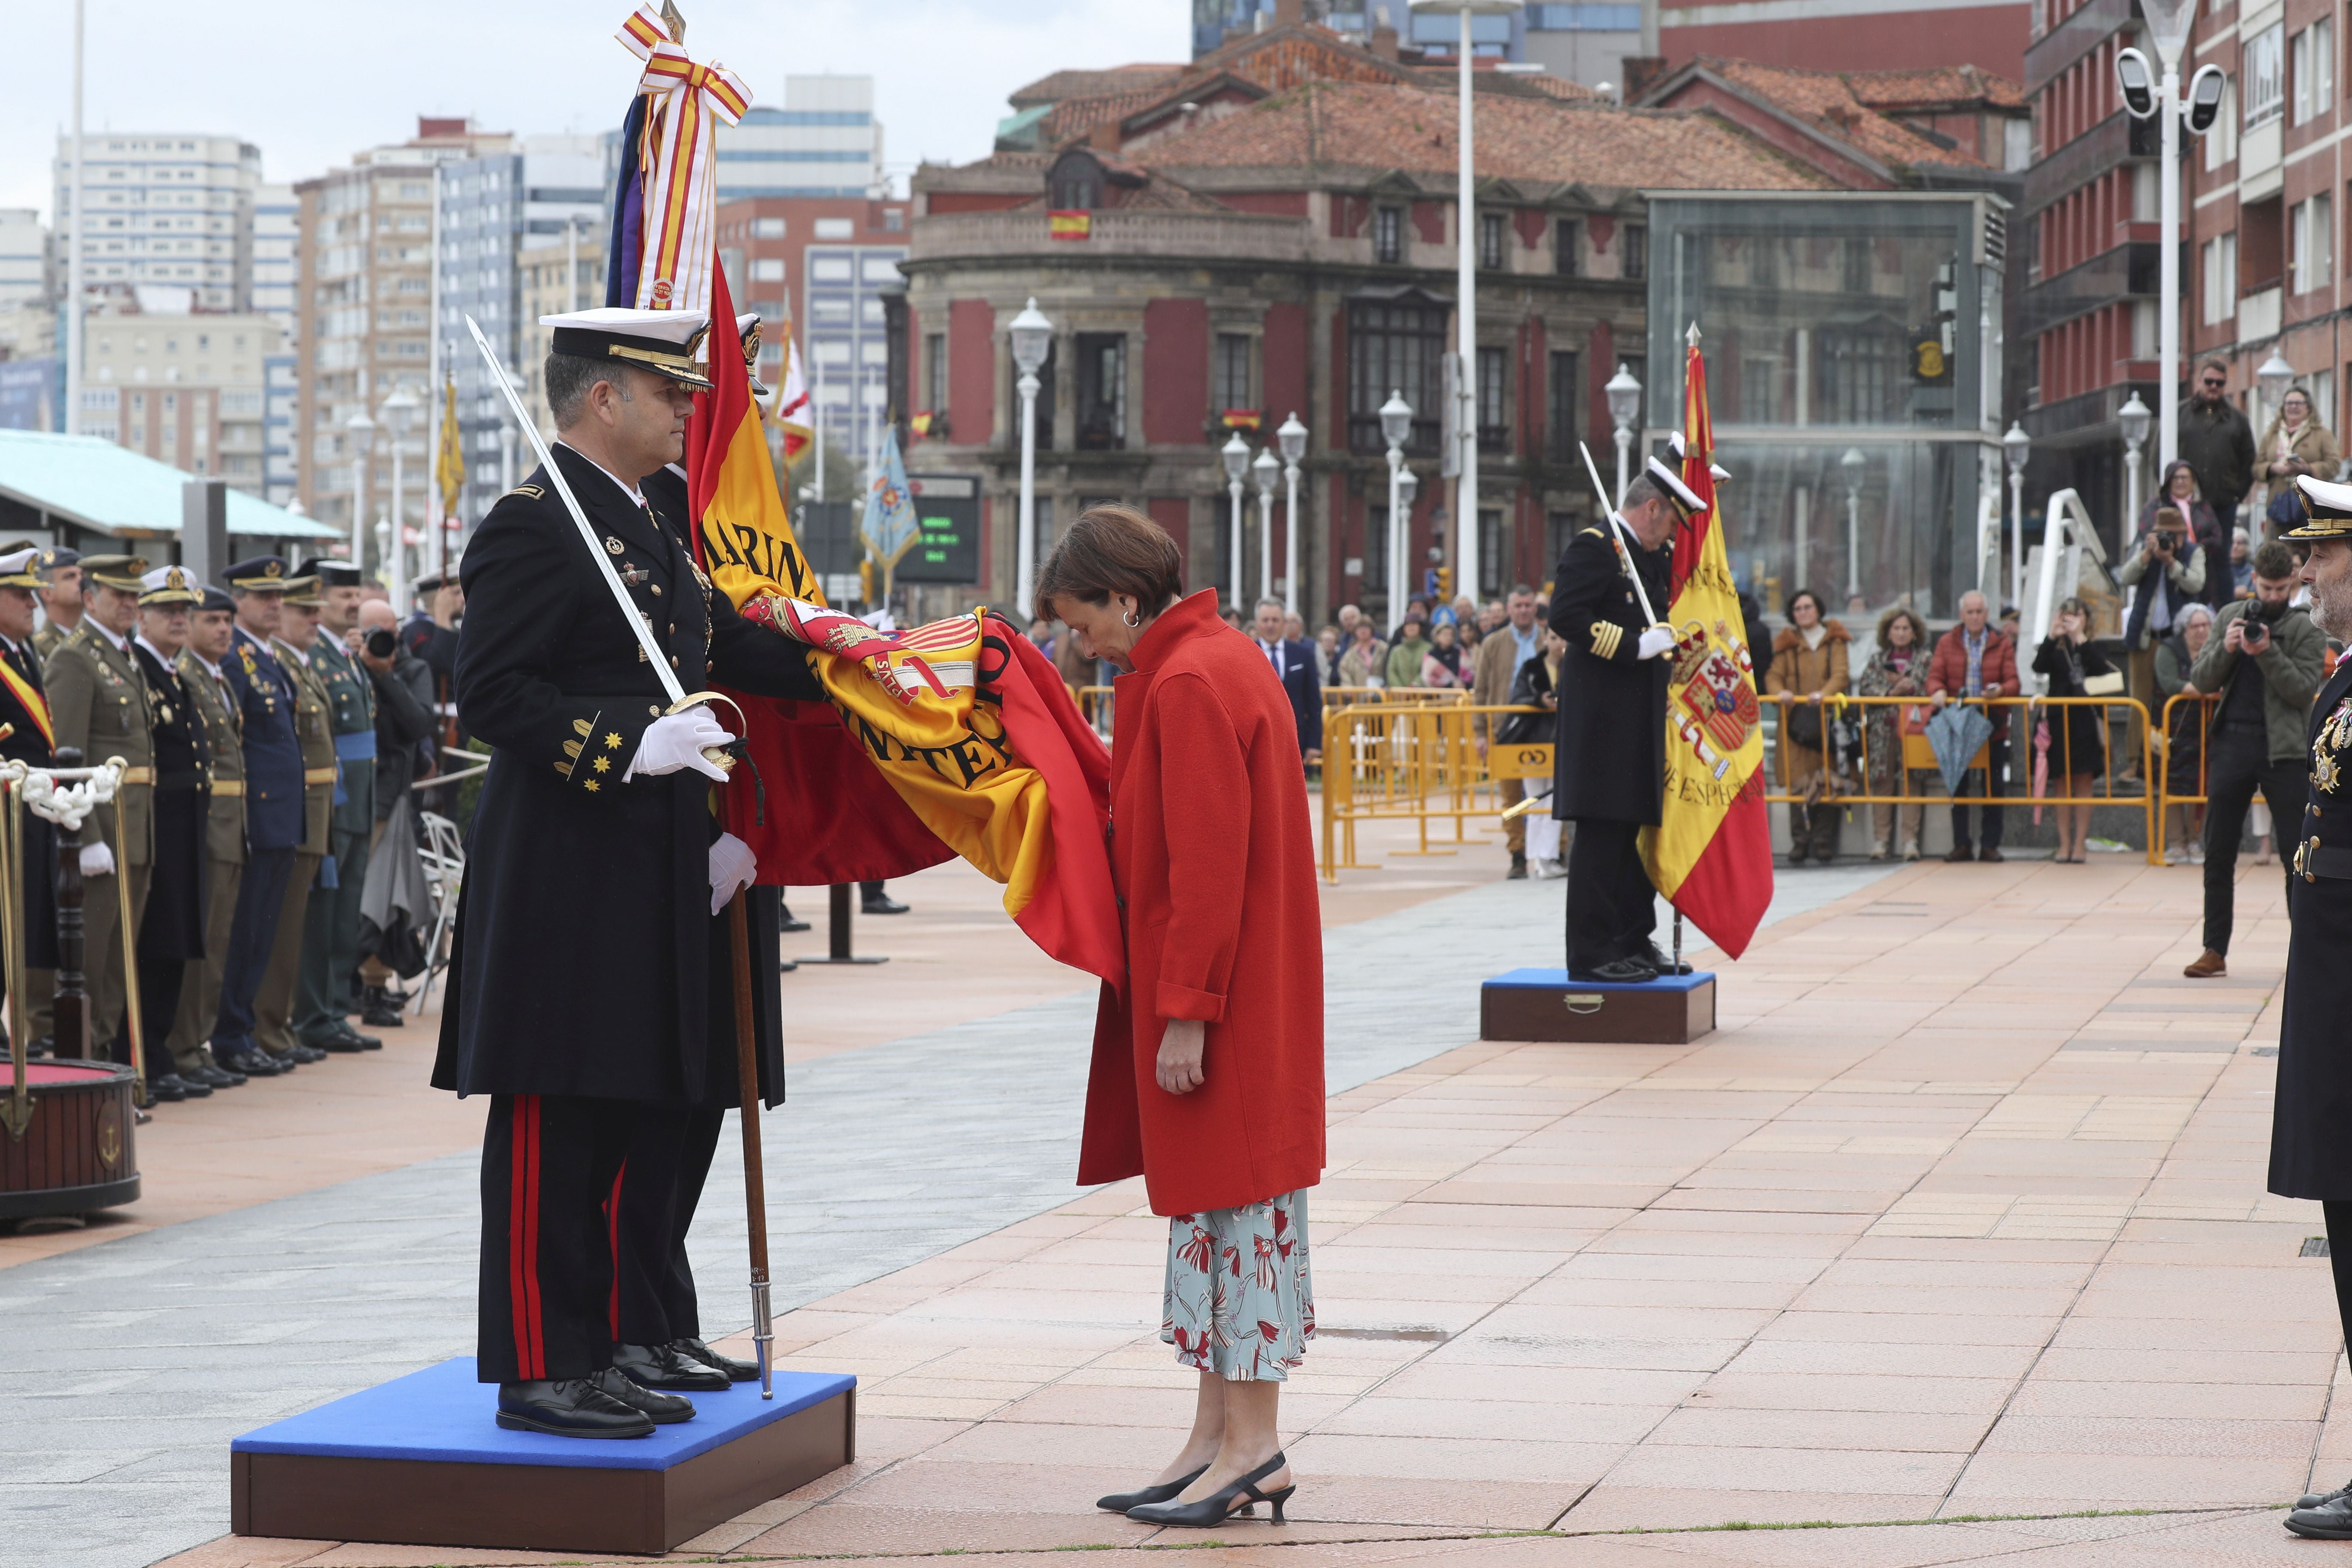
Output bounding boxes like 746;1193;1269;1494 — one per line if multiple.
231;1357;855;1556
1481;967;1716;1044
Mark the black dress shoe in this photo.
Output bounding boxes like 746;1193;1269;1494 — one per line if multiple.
495;1378;655;1439
2288;1497;2352;1539
145;1074;188;1103
336;1023;383;1050
217;1048;284;1078
2300;1479;2352;1510
613;1341;730;1392
359;987;404;1029
184;1060;243;1089
1098;1464;1207;1513
313;1032;368;1054
674;1336;758;1381
1644;945;1695;977
588;1366;695;1424
285;1043;326;1065
158;1072;209;1099
1569;956;1659;984
861;892;910;916
778;904;812;933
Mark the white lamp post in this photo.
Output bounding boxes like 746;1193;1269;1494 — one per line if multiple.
2119;392;2152;527
346;410;377;569
2116;0;2217;479
1395;464;1420;614
1379;390;1414;621
1221;431;1251;612
2257;349;2297;421
1605;361;1642;507
2003;421;2030;618
1277;411;1307;616
1009;297;1054;619
1840;447;1866;601
1410;0;1521;612
381;386;420;613
1253;447;1280;607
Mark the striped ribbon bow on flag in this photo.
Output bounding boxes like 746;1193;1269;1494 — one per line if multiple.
616;4;749;324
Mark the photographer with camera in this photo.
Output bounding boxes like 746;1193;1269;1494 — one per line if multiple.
2183;541;2325;978
352;597;435;1026
2119;505;2208;768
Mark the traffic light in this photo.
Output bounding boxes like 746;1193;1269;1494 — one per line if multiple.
1433;567;1453;603
2186;64;2226;135
2115;48;2157;119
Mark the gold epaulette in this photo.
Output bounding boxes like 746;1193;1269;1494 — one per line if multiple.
1590;622;1622;660
1579;527;1605;540
508;484;546;502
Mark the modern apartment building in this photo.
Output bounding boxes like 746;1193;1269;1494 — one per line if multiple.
294;117;513;544
0;211;49;309
52;132;260;311
251;183;300;506
517;230;609;452
77;309;282;493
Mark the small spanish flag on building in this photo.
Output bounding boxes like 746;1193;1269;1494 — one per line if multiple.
1048;210;1092;241
1221;409;1263;432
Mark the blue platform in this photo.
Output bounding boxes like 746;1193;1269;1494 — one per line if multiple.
233;1356;856;1470
1484;966;1716;993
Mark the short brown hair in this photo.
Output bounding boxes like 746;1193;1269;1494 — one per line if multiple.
1036;503;1183;613
2253;540;2300;581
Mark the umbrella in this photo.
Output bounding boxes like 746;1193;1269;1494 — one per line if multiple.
1926;702;1994;795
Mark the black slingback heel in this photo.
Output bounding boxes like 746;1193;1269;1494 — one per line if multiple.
1096;1464;1206;1513
1125;1451;1294;1527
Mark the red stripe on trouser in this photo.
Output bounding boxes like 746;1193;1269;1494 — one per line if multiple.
606;1159;628;1341
508;1095;544;1379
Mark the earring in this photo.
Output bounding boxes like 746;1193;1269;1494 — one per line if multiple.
1121;605;1141;628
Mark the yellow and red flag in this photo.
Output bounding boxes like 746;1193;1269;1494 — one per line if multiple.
1638;331;1774;958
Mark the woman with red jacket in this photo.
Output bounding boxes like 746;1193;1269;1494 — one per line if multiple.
1039;505;1325;1531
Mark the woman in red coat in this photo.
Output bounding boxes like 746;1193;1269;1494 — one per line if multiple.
1039;505;1325;1531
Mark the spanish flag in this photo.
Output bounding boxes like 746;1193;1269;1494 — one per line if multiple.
1637;330;1773;958
1048;210;1092;241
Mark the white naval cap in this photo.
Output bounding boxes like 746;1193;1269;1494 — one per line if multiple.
538;306;714;391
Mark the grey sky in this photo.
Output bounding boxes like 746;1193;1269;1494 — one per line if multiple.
6;0;1189;220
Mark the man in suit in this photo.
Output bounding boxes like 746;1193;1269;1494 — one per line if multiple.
1473;585;1546;879
292;559;380;1054
167;587;248;1090
255;578;335;1067
31;546;83;664
0;548;61;1055
208;558;308;1079
43;554;156;1064
1250;597;1322;766
125;566;210;1102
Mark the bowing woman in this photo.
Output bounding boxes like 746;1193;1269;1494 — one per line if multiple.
1040;505;1325;1530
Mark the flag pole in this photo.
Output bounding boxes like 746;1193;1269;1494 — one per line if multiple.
727;888;775;1398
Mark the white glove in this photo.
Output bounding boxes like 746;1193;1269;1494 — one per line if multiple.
1636;626;1676;659
709;832;757;916
79;841;114;878
625;709;735;782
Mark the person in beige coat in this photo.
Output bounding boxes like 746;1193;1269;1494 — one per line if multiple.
2258;387;2342;536
1472;586;1545;877
1764;589;1851;865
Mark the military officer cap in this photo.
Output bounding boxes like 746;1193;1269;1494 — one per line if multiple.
411;568;448;597
137;564;202;606
279;575;322;609
1642;454;1708;518
223;554;289;592
33;545;81;579
1665;432;1731;485
80;554;149;593
294;557;365;589
0;547;41;591
2284;474;2352;540
195;586;236;615
539;306;715;392
735;312;770;398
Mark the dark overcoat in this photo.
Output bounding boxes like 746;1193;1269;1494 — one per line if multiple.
0;637;58;967
129;640;208;961
2269;655;2352;1199
1548;524;1669;824
430;444;820;1109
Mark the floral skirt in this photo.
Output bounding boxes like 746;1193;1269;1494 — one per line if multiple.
1161;1189;1314;1381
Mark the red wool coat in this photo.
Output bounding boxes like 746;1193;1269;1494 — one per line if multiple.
1078;590;1327;1216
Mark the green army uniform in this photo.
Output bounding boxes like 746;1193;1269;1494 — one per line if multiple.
41;564;156;1057
295;621;377;1050
254;615;336;1061
31;621;71;665
167;642;245;1078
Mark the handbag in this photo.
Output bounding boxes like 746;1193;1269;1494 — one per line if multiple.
1785;702;1823;750
2082;670;2125;697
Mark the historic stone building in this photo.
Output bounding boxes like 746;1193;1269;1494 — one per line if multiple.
897;17;1829;622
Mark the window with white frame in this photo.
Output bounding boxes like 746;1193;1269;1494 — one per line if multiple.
2246;24;2286;129
2294;21;2335;124
2205;76;2239;169
2202;232;2238;323
2294;194;2333;294
2315;369;2338;433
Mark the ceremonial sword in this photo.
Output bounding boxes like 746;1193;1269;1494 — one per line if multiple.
466;315;781;1398
1577;439;1661;629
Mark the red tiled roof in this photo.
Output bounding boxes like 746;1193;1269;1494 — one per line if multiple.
1041;88;1175;146
1131;79;1828;192
1847;64;2025;112
1008;64;1184;109
1702;59;1990;170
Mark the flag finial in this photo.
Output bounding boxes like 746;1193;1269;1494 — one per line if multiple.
1685;322;1701;348
661;0;685;42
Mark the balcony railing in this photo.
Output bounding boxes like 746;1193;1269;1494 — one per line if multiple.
910;208;1309;266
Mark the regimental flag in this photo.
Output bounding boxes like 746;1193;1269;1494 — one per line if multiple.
773;303;812;461
1637;329;1774;959
862;426;920;571
435;373;464;522
616;3;748;323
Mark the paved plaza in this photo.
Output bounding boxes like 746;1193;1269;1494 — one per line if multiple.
3;830;2337;1568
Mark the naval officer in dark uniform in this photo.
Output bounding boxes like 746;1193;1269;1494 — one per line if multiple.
0;548;60;1042
1548;460;1700;983
432;306;828;1439
126;566;210;1101
2266;475;2352;1539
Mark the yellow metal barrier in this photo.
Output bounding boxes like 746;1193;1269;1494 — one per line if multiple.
2152;690;2218;860
1319;702;1543;880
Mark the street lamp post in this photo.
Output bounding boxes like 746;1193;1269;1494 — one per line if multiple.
382;387;420;613
1840;447;1866;601
1409;0;1522;614
1379;391;1415;623
1253;447;1280;608
2117;1;2219;479
2257;349;2296;426
346;410;377;571
1221;432;1251;612
1605;362;1642;507
2119;392;2152;527
1277;411;1307;617
1008;298;1054;620
2003;422;2030;619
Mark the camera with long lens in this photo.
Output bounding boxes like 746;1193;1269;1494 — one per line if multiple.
364;627;398;659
